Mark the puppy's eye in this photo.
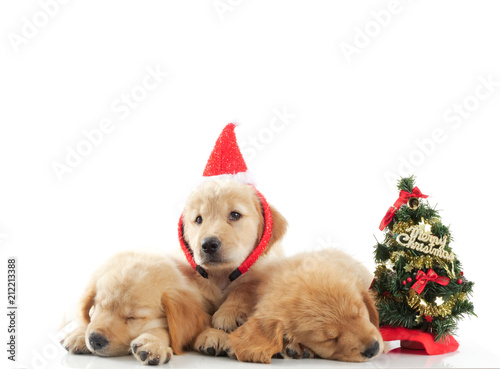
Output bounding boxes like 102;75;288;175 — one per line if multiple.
322;332;339;343
229;212;241;221
195;216;203;224
126;316;144;322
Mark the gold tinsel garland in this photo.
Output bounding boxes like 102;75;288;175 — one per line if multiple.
391;220;414;235
405;254;436;270
406;292;467;317
374;264;386;278
389;250;456;279
376;250;452;282
387;251;436;275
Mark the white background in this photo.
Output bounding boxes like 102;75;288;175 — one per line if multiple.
1;1;500;368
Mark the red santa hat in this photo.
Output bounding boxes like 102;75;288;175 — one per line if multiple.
178;123;274;282
201;123;255;184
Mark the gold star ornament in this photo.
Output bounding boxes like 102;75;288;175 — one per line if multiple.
418;217;432;233
404;264;414;272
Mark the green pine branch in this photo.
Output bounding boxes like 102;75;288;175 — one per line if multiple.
378;298;417;329
374;242;391;262
397;176;416;193
431;222;450;239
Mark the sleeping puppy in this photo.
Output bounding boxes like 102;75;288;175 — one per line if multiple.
228;249;383;363
61;251;210;365
179;178;287;354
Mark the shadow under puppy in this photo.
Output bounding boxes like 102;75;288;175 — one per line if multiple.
227;249;383;363
61;251;210;365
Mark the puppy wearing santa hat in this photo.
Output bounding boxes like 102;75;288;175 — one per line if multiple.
177;123;288;356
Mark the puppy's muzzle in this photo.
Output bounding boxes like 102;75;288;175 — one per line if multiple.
88;331;109;351
201;237;221;255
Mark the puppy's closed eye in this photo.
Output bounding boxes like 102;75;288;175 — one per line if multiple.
321;332;339;343
125;315;146;322
323;337;339;344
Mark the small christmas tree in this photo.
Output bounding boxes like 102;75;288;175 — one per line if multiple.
371;176;475;355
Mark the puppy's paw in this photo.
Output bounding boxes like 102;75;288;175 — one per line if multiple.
281;341;316;359
131;334;173;365
236;349;274;364
61;325;90;355
195;328;232;357
212;308;247;332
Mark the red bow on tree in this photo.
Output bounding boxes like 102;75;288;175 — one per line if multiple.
378;187;428;230
411;269;450;294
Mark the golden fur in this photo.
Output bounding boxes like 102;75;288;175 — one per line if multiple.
228;249;383;363
180;179;287;354
61;252;210;365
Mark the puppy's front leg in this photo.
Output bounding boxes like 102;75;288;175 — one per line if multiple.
228;316;284;364
131;328;173;365
212;281;257;332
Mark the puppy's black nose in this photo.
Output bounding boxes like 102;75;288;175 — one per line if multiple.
88;332;109;351
361;340;379;359
201;237;221;255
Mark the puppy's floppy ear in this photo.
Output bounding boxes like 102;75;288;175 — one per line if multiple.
252;197;287;254
362;290;379;327
161;291;210;355
79;281;96;324
268;204;288;248
229;316;284;364
252;196;288;251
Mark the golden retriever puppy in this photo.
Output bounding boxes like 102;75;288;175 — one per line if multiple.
61;251;210;365
179;179;287;354
228;249;383;363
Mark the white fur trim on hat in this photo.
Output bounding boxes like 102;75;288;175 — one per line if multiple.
198;171;256;186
